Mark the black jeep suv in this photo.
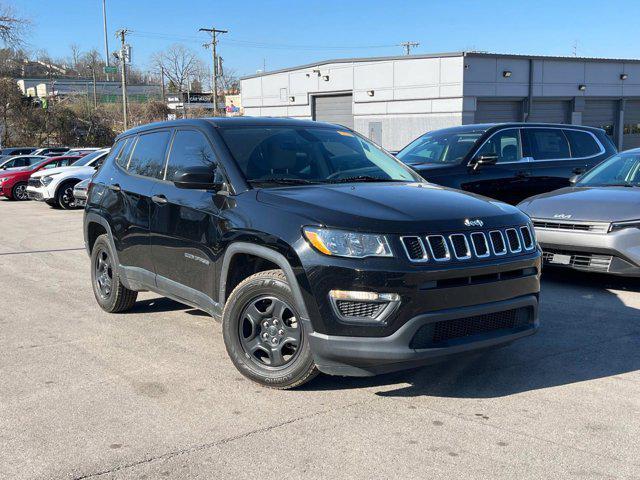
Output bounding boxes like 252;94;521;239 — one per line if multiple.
84;118;541;389
396;123;616;204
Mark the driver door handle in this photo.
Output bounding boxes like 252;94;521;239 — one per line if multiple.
516;171;531;178
152;194;168;205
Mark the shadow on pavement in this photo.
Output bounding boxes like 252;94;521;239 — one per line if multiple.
304;269;640;397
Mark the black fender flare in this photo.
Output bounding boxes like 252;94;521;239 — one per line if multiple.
84;212;119;265
218;242;311;321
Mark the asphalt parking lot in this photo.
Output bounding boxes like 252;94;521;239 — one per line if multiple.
1;200;639;480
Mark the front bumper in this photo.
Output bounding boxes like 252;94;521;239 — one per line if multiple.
26;185;52;202
536;227;640;276
306;295;538;376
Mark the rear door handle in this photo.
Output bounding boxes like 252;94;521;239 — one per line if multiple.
108;183;121;192
152;194;168;205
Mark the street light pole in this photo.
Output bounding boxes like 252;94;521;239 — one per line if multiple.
116;29;130;130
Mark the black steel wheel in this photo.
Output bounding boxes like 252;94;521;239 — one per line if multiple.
223;269;318;389
90;234;138;313
238;295;302;369
11;182;28;201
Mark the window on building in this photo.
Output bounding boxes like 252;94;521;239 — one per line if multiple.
522;128;570;160
165;130;222;182
127;130;171;179
564;130;601;158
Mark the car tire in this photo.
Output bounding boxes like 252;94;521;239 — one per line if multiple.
56;180;78;209
45;199;59;208
11;182;28;201
91;234;138;313
222;269;318;389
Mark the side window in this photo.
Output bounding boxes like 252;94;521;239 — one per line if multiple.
523;128;570;160
165;130;221;182
127;131;171;179
564;130;601;158
476;129;522;163
115;138;134;168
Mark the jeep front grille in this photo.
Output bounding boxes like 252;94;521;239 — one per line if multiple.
402;225;535;263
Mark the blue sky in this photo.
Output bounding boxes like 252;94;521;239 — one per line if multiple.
20;0;640;77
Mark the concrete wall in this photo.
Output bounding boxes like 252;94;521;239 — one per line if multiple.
241;55;465;150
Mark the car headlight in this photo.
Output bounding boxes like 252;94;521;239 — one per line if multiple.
609;220;640;232
41;175;55;186
303;226;393;258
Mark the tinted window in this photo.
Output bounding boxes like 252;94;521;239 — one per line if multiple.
523;129;570;160
218;127;419;184
397;130;485;165
476;129;522;163
127;131;171;178
114;138;133;167
165;130;218;182
564;130;600;158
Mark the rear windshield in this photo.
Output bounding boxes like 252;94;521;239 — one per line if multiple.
218;126;420;185
397;130;486;165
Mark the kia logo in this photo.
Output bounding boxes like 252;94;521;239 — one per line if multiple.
464;219;484;227
553;213;572;219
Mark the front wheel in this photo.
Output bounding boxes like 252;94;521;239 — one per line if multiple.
222;269;318;389
11;182;28;201
56;181;78;209
91;234;138;313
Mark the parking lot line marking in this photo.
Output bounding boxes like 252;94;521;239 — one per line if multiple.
0;247;85;256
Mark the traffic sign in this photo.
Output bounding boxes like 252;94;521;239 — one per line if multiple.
103;66;117;74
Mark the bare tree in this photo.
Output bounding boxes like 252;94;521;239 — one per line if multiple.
151;44;204;93
0;3;29;49
218;67;239;94
69;43;81;70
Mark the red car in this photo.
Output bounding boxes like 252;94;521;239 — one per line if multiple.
0;155;81;200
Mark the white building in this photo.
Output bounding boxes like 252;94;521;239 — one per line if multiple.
240;52;640;151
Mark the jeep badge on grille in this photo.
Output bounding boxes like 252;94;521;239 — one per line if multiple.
464;218;484;227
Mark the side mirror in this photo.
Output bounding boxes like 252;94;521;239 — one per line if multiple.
569;174;581;185
472;154;498;170
173;165;224;191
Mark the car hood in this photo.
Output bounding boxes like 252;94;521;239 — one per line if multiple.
1;165;33;174
518;187;640;222
403;162;457;172
256;182;525;234
30;165;92;178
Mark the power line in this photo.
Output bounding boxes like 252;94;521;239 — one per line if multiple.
400;41;419;55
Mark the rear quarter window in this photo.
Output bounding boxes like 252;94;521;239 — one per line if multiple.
127;130;172;179
564;130;601;158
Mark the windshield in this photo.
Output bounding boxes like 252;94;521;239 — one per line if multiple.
578;153;640;187
218;126;421;185
71;150;105;166
396;130;486;165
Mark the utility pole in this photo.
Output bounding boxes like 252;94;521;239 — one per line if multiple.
199;26;228;115
116;29;130;130
160;66;165;101
400;41;419;56
102;0;111;81
91;64;98;109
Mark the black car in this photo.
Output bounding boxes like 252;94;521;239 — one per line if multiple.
84;118;541;389
396;123;616;204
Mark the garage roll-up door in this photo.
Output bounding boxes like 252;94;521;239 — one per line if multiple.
528;100;570;124
475;100;522;123
583;100;617;139
313;94;354;129
623;100;640;149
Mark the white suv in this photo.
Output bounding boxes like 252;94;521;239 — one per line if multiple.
26;148;110;208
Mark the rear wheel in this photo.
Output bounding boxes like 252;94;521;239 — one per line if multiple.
11;182;28;201
222;269;318;389
56;181;78;209
91;234;138;313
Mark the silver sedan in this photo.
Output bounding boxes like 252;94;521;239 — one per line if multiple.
518;150;640;277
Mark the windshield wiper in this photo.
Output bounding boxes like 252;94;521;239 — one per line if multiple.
326;175;406;183
248;178;321;186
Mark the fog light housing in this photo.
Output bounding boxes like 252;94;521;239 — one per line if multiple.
329;290;400;325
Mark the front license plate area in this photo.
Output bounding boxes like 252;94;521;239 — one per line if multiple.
549;253;571;265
